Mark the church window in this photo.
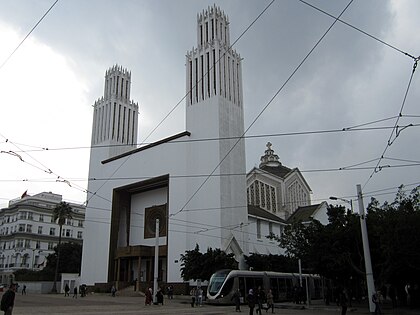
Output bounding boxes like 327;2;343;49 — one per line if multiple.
112;103;116;139
213;50;216;95
237;63;240;106
266;184;271;211
195;58;198;102
219;50;222;95
201;55;204;100
117;105;121;141
250;184;255;205
207;52;210;97
211;19;214;39
228;56;231;101
271;187;276;212
116;76;119;95
232;59;235;104
256;219;261;239
269;222;273;235
247;188;250;204
122;107;126;143
223;54;226;98
121;78;124;98
189;60;193;104
200;24;203;46
205;21;208;43
261;183;265;208
131;111;136;144
255;181;260;206
125;79;129;100
127;109;131;144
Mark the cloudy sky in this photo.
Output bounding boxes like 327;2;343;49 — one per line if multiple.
0;0;419;211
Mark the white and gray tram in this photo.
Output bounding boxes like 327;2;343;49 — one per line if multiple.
206;269;323;305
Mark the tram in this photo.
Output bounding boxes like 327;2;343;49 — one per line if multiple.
206;269;323;305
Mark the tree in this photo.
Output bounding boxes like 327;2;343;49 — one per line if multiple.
43;242;82;274
245;253;298;272
180;244;238;281
51;201;73;293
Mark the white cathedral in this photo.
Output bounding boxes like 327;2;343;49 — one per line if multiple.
80;5;315;292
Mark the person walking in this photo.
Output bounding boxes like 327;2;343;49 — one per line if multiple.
111;285;116;297
197;287;203;306
1;283;16;315
21;285;26;296
190;287;196;307
64;284;70;297
247;289;256;315
156;287;164;305
372;291;382;315
339;288;348;315
266;289;274;313
145;287;152;305
73;286;78;299
231;288;241;312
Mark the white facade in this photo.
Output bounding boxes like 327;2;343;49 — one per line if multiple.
0;192;85;285
81;5;248;287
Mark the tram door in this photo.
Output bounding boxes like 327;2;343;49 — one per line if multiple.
245;277;264;295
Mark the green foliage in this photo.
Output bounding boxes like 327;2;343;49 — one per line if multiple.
13;268;54;281
270;185;420;289
180;244;238;281
53;201;73;226
244;253;298;272
43;242;82;274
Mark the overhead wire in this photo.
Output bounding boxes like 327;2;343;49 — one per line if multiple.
0;0;60;71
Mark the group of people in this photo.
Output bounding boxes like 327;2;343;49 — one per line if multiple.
243;286;274;315
63;284;87;299
145;287;164;305
189;287;204;307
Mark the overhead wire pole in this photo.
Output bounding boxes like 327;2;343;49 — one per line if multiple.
356;184;375;313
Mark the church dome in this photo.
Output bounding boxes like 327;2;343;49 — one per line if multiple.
259;142;281;168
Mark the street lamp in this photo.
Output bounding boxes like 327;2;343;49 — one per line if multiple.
329;196;353;212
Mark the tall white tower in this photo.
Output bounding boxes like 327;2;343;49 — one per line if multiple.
185;5;248;263
91;65;138;159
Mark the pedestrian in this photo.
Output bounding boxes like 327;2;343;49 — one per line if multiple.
266;289;274;313
145;287;152;305
247;289;256;315
21;285;26;295
64;284;70;297
255;286;265;315
197;287;203;306
73;286;77;299
372;291;382;315
167;285;173;299
339;288;348;315
156;287;164;305
231;288;241;312
190;287;196;307
1;283;16;315
111;285;116;297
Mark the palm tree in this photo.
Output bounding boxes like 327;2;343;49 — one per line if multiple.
51;201;73;293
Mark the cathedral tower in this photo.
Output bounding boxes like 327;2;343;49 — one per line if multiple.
91;65;139;158
185;6;248;263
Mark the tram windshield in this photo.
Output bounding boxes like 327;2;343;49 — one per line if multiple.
208;270;231;295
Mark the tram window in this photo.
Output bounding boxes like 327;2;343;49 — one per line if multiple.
245;277;254;293
285;278;293;299
270;278;279;301
255;277;263;290
278;278;287;300
239;277;246;298
221;278;234;297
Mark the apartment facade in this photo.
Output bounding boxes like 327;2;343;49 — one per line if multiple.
0;192;85;285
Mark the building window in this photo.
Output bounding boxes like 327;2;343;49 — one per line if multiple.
269;222;273;235
265;184;271;211
271;187;277;213
50;216;55;223
27;212;33;220
255;181;260;206
77;231;83;239
17;239;23;248
257;219;261;239
26;224;32;233
39;214;44;222
38;226;43;234
65;229;72;237
250;184;255;205
261;184;266;208
24;239;30;248
36;241;41;249
78;220;83;228
19;211;27;220
48;242;54;250
18;224;25;232
49;228;55;236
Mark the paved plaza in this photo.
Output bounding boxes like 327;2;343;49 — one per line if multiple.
5;292;418;315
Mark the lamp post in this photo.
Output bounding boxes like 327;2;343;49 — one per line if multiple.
329;196;353;212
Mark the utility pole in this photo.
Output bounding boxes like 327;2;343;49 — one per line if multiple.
153;219;159;304
356;184;375;313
